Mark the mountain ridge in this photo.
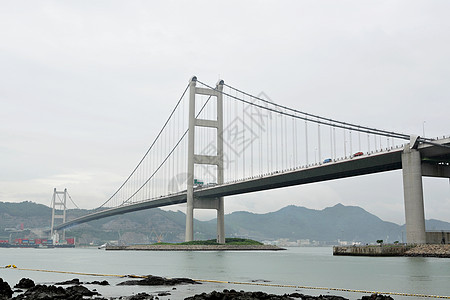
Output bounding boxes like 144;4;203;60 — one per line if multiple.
1;201;449;245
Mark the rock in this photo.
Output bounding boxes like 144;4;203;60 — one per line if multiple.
66;285;99;297
325;296;348;300
184;289;352;300
360;294;394;300
15;284;68;299
251;279;271;282
127;292;154;300
0;278;13;299
405;244;450;258
87;280;109;286
184;289;296;300
14;278;35;289
13;284;99;300
58;279;110;286
55;278;81;285
118;275;200;286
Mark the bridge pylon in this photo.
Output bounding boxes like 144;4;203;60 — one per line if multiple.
402;135;450;244
402;145;426;244
186;76;225;243
50;188;67;243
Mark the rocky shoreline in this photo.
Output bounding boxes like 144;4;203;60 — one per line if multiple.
0;276;395;300
404;244;450;258
184;290;394;300
334;244;450;257
106;244;285;251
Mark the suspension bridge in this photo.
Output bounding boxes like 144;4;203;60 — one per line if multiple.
52;76;450;244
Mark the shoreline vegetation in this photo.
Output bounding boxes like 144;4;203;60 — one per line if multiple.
155;238;264;245
106;238;286;251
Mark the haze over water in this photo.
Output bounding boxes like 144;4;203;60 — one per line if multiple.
1;247;449;299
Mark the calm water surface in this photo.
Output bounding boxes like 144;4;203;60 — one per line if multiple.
1;247;449;299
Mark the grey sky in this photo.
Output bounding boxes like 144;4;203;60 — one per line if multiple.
1;1;449;225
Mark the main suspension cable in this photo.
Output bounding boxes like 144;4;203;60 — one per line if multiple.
98;83;190;209
217;82;410;140
66;192;79;209
121;95;213;205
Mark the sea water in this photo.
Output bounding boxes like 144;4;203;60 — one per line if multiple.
0;247;449;299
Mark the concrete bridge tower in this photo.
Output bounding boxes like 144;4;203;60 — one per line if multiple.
402;135;450;244
401;137;426;244
50;188;67;243
186;77;225;243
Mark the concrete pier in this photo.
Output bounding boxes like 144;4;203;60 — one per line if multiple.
333;245;414;256
401;146;426;244
334;244;450;258
106;244;284;251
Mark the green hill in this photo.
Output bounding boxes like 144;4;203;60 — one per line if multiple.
1;201;449;245
220;204;403;243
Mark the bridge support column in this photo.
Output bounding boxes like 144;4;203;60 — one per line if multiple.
50;188;67;243
185;77;225;243
185;77;196;242
216;77;225;244
217;197;225;244
401;146;426;244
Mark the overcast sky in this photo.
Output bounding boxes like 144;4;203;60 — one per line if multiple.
1;1;449;225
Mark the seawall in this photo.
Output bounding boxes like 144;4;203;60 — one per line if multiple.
333;245;414;256
334;244;450;257
404;244;450;258
106;244;285;251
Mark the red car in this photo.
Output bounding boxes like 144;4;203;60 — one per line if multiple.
353;152;364;157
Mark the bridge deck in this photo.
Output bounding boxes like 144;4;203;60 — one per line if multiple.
55;138;450;231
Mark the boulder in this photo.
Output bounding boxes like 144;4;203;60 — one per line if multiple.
128;292;154;300
0;278;13;299
66;285;99;297
55;278;81;285
15;284;67;299
184;289;354;300
86;280;109;286
14;278;35;289
184;289;296;300
118;275;199;286
13;284;99;300
360;294;394;300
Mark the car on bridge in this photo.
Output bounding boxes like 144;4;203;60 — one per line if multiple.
353;151;364;157
323;158;332;164
194;178;204;188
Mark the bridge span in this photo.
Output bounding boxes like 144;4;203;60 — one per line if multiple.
51;77;450;244
55;137;450;238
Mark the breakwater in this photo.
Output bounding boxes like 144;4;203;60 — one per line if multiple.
334;244;450;257
404;244;450;258
106;244;285;251
333;245;413;256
